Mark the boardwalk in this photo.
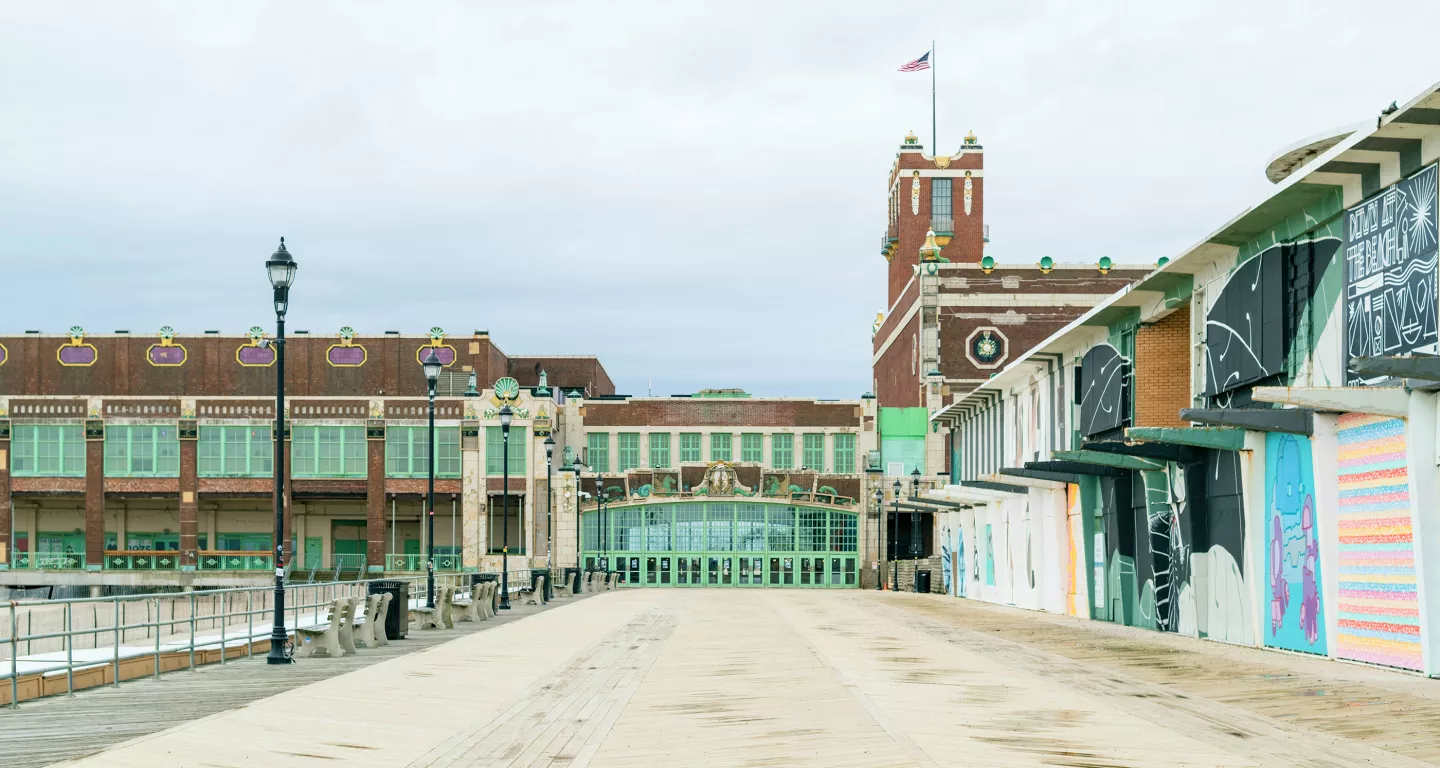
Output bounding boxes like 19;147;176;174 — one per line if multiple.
17;590;1440;767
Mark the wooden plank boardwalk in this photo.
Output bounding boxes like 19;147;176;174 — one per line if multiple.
8;590;1440;767
0;593;574;768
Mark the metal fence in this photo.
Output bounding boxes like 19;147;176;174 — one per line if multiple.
2;568;535;708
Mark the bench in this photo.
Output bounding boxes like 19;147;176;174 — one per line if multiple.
587;571;603;592
371;592;393;646
409;586;450;631
295;596;358;658
353;593;385;649
483;582;499;618
552;578;572;598
525;575;548;605
606;573;620;590
452;588;482;622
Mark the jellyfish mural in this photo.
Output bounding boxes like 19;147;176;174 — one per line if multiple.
1265;433;1326;653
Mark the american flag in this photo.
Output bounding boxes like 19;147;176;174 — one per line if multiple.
898;51;931;72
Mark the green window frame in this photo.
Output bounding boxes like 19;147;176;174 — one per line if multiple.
198;425;274;478
104;425;180;478
710;432;732;462
291;426;367;478
833;433;856;473
771;433;793;470
648;433;671;468
932;177;953;223
485;427;527;476
586;432;609;473
741;433;762;463
802;434;825;471
11;424;85;477
386;426;460;478
617;433;641;471
679;433;701;463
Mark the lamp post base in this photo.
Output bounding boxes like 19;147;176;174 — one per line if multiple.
265;632;292;664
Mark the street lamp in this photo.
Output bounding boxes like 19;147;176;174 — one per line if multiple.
873;486;884;591
595;474;608;575
498;404;513;610
544;436;555;575
890;478;901;592
265;238;297;665
422;348;442;608
910;468;922;559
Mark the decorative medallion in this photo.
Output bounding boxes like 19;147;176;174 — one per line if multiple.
463;398;479;420
180;399;196;420
237;326;276;367
533;403;552;436
368;399;384;419
327;326;367;367
415;326;456;367
910;171;921;216
0;398;9;418
58;326;97;367
965;326;1009;370
934;154;950;169
146;326;187;367
963;171;973;216
692;460;753;497
483;376;529;419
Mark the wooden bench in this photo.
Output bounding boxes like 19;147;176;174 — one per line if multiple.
295;597;354;658
525;575;548;605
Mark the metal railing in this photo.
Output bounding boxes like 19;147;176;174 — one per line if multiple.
11;554;86;570
383;554;463;572
2;571;519;708
930;216;954;234
197;552;273;571
104;551;180;570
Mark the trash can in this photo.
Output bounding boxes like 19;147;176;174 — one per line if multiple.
532;567;552;601
563;567;581;594
914;569;931;594
368;580;410;640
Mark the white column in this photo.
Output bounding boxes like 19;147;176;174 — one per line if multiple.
461;422;482;569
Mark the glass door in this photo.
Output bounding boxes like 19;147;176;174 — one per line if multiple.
658;556;672;585
707;556;720;585
646;557;658;585
737;556;763;586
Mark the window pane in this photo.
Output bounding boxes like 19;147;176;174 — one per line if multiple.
343;427;365;475
155;426;180;475
706;503;733;551
386;427;410;476
735;503;766;552
105;426;128;475
248;427;273;475
648;433;670;468
486;427;504;475
411;427;430;476
132;429;155;474
767;507;795;551
586;432;609;473
292;428;316;475
803;434;824;471
198;427;223;476
833;433;855;474
37;426;61;475
62;425;84;475
673;504;704;551
830;512;857;553
799;509;827;551
438;427;461;478
710;433;732;462
318;427;342;475
771;433;793;470
741;433;762;463
617;433;640;471
223;427;246;475
644;505;670;552
679;433;701;463
12;425;35;473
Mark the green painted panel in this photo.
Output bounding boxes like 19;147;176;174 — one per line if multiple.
878;407;928;437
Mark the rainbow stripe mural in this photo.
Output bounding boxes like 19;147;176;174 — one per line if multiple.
1335;413;1422;671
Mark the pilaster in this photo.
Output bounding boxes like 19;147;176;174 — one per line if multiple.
178;410;198;569
366;416;386;573
84;410;104;571
461;419;481;569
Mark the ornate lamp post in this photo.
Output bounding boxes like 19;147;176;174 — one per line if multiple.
910;468;922;559
873;486;884;591
498;404;513;610
422;348;442;607
544;435;555;571
595;474;607;574
264;238;297;665
890;478;901;592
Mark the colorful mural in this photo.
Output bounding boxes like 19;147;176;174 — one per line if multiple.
941;524;953;596
1264;433;1326;654
1066;484;1085;617
955;526;966;597
984;524;995;586
1335;413;1421;671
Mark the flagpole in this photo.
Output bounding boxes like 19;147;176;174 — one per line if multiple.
931;40;937;155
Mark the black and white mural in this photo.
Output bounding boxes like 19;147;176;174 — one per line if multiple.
1205;238;1341;399
1345;163;1439;385
1078;343;1127;437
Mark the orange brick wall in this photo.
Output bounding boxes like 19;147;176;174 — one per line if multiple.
1133;310;1191;429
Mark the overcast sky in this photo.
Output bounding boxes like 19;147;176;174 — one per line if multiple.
4;2;1439;398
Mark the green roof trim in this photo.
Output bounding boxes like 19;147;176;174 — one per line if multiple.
1052;449;1163;471
1124;427;1245;451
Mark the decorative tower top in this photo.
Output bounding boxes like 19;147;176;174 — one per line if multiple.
903;130;919;146
964;130;978;145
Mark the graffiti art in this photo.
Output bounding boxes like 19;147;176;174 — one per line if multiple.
1264;433;1326;654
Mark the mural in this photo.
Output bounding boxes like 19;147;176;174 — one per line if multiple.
1200;450;1251;645
1344;163;1439;385
1264;433;1326;654
941;524;953;596
1136;465;1195;635
955;526;966;597
1066;484;1085;616
1205;238;1341;400
1078;343;1128;436
1335;413;1421;671
984;524;995;586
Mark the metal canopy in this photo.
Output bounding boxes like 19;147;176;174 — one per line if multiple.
1052;450;1163;472
1000;467;1084;485
1082;439;1192;463
907;495;968;509
1351;355;1440;382
957;480;1028;495
1179;407;1313;436
1025;460;1123;477
1123;426;1247;451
